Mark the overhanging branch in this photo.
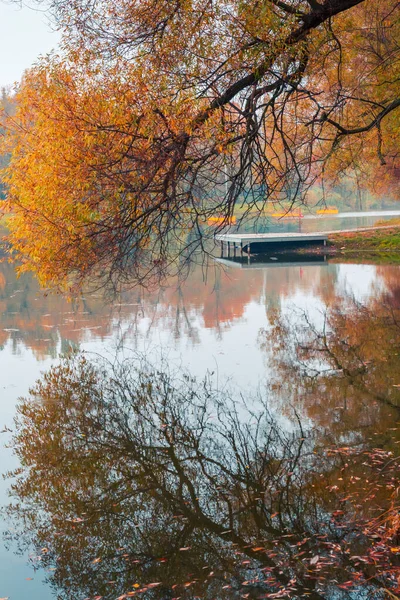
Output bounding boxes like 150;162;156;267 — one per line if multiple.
195;0;366;127
325;97;400;136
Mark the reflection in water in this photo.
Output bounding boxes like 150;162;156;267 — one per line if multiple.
2;260;400;599
267;290;400;443
0;258;341;358
6;331;400;599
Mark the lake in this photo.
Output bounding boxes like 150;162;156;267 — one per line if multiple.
235;209;400;234
0;215;399;599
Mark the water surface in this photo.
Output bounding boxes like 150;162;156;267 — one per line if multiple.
0;246;399;599
235;209;400;234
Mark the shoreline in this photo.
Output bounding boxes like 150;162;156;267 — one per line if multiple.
291;225;400;264
328;224;400;251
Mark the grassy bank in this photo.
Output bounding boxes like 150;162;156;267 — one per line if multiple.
321;220;400;264
328;224;400;252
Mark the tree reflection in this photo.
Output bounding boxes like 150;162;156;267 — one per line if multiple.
0;255;343;359
5;354;399;600
268;294;400;448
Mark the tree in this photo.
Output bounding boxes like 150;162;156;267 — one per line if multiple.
2;0;400;288
0;87;15;200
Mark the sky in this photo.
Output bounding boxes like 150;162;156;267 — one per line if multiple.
0;1;60;87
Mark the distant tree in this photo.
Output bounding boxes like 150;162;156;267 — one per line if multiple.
2;0;400;288
0;87;15;200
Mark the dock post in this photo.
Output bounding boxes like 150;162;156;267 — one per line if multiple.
234;244;236;257
220;240;223;256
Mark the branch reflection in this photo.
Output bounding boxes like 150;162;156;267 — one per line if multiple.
267;293;400;445
5;346;399;599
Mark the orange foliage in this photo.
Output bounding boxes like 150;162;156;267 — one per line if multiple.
1;1;399;288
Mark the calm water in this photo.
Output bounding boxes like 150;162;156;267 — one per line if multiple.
235;209;400;234
0;217;399;599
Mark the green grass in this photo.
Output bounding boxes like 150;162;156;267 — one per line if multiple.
328;226;400;251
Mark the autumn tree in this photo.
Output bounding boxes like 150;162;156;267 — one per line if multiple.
0;87;15;199
2;0;400;288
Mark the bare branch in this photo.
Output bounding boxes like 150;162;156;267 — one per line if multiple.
325;97;400;136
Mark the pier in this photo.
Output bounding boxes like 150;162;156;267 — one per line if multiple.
215;225;395;255
215;231;328;255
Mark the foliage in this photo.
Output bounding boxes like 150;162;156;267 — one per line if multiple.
0;87;15;200
1;0;400;288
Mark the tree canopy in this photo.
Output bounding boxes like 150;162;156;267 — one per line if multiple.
2;0;400;288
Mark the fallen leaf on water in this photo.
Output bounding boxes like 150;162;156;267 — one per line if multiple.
338;581;354;589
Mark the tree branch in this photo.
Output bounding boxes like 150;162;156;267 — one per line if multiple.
195;0;366;127
269;0;305;16
306;0;322;9
325;97;400;136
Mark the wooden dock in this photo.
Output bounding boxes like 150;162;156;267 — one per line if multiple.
215;225;392;254
215;231;328;254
